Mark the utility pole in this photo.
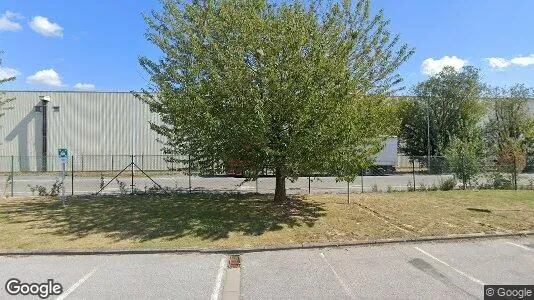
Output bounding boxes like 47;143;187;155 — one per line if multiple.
427;99;431;173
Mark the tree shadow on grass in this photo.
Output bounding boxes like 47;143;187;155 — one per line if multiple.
3;194;325;242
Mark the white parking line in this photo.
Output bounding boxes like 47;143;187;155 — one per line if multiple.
319;252;354;299
414;246;485;286
56;266;98;300
211;257;227;300
506;241;532;251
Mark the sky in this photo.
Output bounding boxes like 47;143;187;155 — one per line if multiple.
0;0;533;94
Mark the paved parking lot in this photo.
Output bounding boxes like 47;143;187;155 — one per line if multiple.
1;237;532;299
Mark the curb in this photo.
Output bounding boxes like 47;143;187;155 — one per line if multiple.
1;230;533;256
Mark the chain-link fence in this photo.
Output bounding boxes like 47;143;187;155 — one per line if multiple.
0;154;532;197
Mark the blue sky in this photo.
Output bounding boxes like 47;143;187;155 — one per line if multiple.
0;0;533;94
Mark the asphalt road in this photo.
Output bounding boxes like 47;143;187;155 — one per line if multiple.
3;173;534;196
0;237;532;299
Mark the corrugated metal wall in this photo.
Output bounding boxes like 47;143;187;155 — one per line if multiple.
1;91;165;158
0;92;532;172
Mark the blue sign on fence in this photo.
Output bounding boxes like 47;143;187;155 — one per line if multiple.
58;148;68;163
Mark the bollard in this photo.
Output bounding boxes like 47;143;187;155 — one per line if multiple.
10;155;14;197
71;155;74;196
412;160;416;191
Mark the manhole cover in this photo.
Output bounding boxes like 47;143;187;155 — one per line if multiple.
228;254;241;268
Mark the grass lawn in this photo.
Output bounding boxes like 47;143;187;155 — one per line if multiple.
0;190;533;250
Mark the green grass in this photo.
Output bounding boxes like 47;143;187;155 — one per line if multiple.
0;190;533;250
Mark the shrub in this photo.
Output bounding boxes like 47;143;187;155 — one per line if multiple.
407;180;415;192
116;179;127;195
418;183;427;191
439;178;456;191
490;172;513;190
100;173;105;190
428;184;439;191
27;180;62;196
371;184;379;193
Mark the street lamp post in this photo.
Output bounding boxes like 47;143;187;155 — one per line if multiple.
427;100;431;173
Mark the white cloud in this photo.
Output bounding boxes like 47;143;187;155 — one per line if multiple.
486;57;511;69
421;56;468;76
510;54;534;67
74;83;96;90
0;11;23;32
29;16;63;37
486;54;534;69
0;66;20;80
27;69;63;86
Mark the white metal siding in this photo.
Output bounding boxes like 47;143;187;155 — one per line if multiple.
1;91;165;158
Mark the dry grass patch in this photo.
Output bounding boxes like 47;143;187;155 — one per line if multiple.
318;190;534;236
0;190;532;251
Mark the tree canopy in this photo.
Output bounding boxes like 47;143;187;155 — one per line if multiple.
0;55;15;122
138;0;413;201
399;66;485;157
484;84;534;152
483;84;534;172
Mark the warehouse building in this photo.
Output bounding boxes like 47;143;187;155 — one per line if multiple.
1;91;533;172
0;91;166;172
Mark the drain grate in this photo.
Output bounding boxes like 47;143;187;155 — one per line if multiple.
228;254;241;268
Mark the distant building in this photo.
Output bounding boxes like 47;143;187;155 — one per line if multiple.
1;91;533;172
0;91;164;171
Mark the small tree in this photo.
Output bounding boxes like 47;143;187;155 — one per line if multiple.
444;130;485;189
139;0;414;201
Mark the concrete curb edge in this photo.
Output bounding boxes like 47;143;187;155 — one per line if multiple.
1;230;533;256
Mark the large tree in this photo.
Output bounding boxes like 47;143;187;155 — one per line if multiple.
399;66;485;158
139;0;413;201
484;84;534;172
484;84;534;152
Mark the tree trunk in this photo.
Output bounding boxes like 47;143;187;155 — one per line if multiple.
274;166;286;202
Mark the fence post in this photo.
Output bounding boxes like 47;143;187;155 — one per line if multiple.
111;155;114;172
188;154;192;194
461;154;466;189
347;180;350;204
71;155;74;196
412;160;416;191
308;176;311;194
10;155;14;197
513;154;518;190
81;155;84;172
131;155;134;194
361;170;364;193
